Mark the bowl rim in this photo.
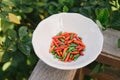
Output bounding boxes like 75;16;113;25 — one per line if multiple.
32;13;104;70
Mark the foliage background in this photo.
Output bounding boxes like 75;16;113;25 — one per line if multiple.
0;0;120;80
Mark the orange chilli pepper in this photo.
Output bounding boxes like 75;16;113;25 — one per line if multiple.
62;47;68;57
64;53;70;62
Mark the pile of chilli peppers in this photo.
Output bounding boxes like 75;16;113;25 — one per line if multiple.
49;32;86;62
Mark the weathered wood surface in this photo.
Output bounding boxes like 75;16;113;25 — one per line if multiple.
29;29;120;80
73;69;84;80
102;29;120;57
83;67;117;80
96;52;120;68
29;60;76;80
96;29;120;68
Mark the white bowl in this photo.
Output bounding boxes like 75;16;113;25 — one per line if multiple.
32;13;103;70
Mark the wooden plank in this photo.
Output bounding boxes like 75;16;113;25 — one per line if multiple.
104;66;120;80
73;69;84;80
96;52;120;68
29;60;76;80
79;69;84;80
83;68;116;80
102;29;120;57
96;29;120;68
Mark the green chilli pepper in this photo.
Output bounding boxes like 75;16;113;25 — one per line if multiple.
54;54;57;58
62;52;69;61
70;33;74;40
74;54;80;60
56;31;62;36
59;38;65;42
52;51;56;55
54;54;61;59
70;54;73;59
69;43;78;47
68;46;76;53
78;36;82;40
56;55;62;59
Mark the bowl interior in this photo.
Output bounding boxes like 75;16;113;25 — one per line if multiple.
32;13;103;70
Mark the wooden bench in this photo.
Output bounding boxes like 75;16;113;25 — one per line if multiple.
29;29;120;80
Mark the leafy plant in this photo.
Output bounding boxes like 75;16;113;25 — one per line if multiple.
0;26;38;80
0;0;120;80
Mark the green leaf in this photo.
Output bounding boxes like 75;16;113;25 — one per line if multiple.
63;6;69;12
22;35;31;44
1;20;14;33
99;64;104;73
0;18;1;32
2;53;12;62
2;0;15;7
2;37;11;48
95;8;109;25
58;0;65;3
118;38;120;48
91;64;101;74
19;26;28;39
7;43;17;52
59;0;74;6
6;29;17;41
0;12;8;21
90;0;97;5
11;52;24;67
90;63;104;75
18;43;31;55
20;6;33;13
48;5;56;14
71;7;79;12
66;0;74;6
79;8;90;18
119;0;120;5
36;2;46;6
109;11;120;30
2;61;11;71
0;4;11;12
96;20;105;30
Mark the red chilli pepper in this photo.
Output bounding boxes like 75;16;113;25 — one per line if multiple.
76;37;81;41
68;39;74;44
65;53;70;62
73;34;77;38
71;51;79;54
78;47;85;51
54;46;67;51
61;32;68;36
52;36;63;39
80;52;84;56
74;40;85;47
56;51;61;56
66;36;70;40
76;46;81;49
68;59;73;62
56;39;62;44
53;40;58;47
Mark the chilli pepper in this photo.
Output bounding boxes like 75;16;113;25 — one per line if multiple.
49;31;86;62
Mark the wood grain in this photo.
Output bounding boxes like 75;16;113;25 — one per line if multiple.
29;60;76;80
96;52;120;68
73;69;84;80
83;68;116;80
102;29;120;57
